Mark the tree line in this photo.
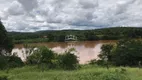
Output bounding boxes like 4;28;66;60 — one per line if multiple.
8;27;142;43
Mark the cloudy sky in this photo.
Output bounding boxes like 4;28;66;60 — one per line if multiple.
0;0;142;32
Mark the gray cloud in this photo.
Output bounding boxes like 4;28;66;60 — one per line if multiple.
79;0;98;9
8;1;25;15
0;0;142;32
17;0;38;12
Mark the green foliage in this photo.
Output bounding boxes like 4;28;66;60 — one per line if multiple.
99;72;129;80
84;31;99;41
0;56;7;70
0;66;132;80
89;59;107;66
39;47;55;63
26;49;41;65
59;48;79;70
7;56;24;68
98;39;142;67
0;55;24;70
0;21;13;54
112;39;142;66
0;75;8;80
88;59;97;65
23;44;36;59
0;21;7;43
9;27;142;43
27;47;79;70
27;46;58;69
39;46;57;69
14;38;49;44
99;44;114;62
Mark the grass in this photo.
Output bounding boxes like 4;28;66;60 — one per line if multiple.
0;65;142;80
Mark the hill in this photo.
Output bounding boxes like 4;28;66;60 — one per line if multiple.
8;27;142;43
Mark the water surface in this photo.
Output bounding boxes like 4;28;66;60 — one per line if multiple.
12;40;116;64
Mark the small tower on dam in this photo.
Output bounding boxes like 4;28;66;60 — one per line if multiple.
65;35;77;41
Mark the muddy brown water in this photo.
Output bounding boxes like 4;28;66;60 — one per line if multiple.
12;40;117;64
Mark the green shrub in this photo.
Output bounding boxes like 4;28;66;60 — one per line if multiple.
7;56;24;68
26;47;79;70
59;48;79;70
88;59;97;65
0;75;8;80
26;46;58;69
0;55;24;70
89;59;107;66
112;39;142;66
0;56;7;70
99;72;130;80
26;49;41;65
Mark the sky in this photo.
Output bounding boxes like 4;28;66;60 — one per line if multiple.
0;0;142;32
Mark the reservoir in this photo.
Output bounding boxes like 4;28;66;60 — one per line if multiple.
12;40;116;64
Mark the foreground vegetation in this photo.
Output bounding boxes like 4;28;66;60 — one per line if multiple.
1;65;140;80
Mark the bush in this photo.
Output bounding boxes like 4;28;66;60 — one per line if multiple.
89;59;106;66
97;39;142;67
98;69;129;80
26;46;58;69
26;49;41;65
7;56;24;68
0;56;7;70
59;48;79;70
112;39;142;66
39;46;58;69
99;72;130;80
26;47;79;70
88;59;97;65
0;75;8;80
0;55;24;70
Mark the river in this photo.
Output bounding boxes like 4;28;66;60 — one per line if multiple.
12;40;116;64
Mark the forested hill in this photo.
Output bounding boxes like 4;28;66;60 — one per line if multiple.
8;27;142;43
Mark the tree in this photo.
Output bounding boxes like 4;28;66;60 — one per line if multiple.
98;44;113;69
59;48;79;70
112;39;142;66
85;31;99;41
0;20;13;55
98;39;142;67
27;46;58;70
99;44;114;61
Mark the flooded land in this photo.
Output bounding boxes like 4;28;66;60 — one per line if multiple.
12;40;116;64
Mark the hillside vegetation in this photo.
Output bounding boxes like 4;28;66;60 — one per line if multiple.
8;27;142;43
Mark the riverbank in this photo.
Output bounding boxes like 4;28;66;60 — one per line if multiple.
0;65;141;80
